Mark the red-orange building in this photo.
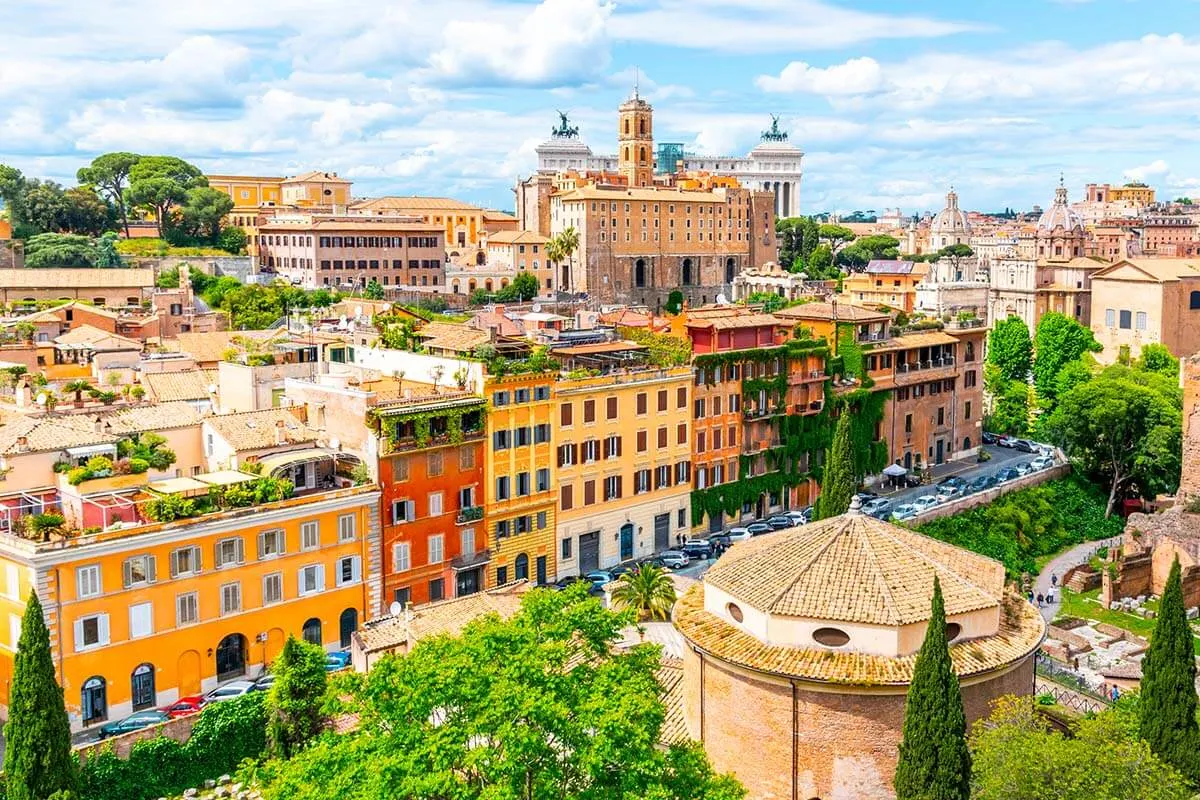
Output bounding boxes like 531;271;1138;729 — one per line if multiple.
375;393;488;608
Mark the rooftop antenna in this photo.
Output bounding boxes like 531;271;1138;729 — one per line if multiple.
634;66;640;100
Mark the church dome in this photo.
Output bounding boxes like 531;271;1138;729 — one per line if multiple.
930;188;971;237
1037;180;1084;234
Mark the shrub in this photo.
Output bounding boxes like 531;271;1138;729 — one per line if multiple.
127;458;149;474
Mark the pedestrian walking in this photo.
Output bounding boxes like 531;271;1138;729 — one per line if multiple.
1036;593;1044;607
1051;573;1058;587
1027;590;1035;604
1111;685;1120;702
1047;588;1055;604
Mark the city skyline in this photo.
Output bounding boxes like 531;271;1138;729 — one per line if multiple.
3;0;1199;214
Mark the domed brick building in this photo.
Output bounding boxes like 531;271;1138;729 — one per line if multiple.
673;501;1045;800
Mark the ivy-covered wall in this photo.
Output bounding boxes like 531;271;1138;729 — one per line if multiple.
372;404;487;451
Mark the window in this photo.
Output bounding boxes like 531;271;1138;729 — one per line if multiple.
216;537;244;568
536;468;550;491
678;508;687;528
965;401;972;420
604;475;622;500
561;538;572;559
74;614;109;651
123;554;156;588
697;431;707;453
1105;308;1116;327
560;403;573;426
393;457;410;481
428;492;444;517
694;398;705;419
220;583;241;615
964;370;977;389
937;407;945;426
299;565;325;596
176;592;198;626
1191;291;1200;310
517;472;531;496
583;440;599;462
534;423;550;443
461;528;476;556
493;391;510;406
391;500;415;524
534;386;550;400
1136;311;1148;330
676;461;690;483
393;542;411;572
429;535;445;564
1119;309;1132;329
583;399;595;423
336;556;361;586
558;443;577;466
677;387;687;408
515;427;531;446
76;565;101;599
561;484;573;509
905;414;913;434
258;529;285;559
496;476;511;500
537;511;547;529
170;546;201;577
496;519;510;538
263;573;283;605
429;578;445;601
635;469;650;493
129;603;153;639
658;390;668;412
637;430;648;452
658;427;668;448
606;396;618;419
636;392;647;414
604;434;621;459
584;480;596;505
428;451;443;477
515;388;530;403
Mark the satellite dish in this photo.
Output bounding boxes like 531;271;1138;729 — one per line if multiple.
532;303;542;313
329;437;341;451
388;601;403;617
716;293;730;305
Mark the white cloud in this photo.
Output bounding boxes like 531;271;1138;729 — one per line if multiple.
756;58;884;95
424;0;613;87
1124;159;1170;181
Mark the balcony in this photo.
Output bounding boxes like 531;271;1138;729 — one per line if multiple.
451;549;491;572
456;505;484;525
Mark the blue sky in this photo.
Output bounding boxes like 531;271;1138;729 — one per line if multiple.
3;0;1199;216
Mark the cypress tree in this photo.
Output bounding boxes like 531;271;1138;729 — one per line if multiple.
894;577;971;800
4;591;78;800
267;635;329;759
816;411;855;520
1139;556;1200;783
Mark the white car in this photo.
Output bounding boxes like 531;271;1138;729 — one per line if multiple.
1030;456;1053;471
935;486;961;503
726;527;753;542
891;504;919;521
912;495;941;513
862;498;891;517
205;680;255;702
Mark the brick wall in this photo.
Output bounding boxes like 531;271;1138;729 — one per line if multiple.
76;713;198;764
1101;553;1152;606
1182;356;1200;498
684;646;1035;800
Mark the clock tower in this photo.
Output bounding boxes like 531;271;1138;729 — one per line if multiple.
617;91;654;187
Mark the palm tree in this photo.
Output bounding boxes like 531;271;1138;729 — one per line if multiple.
555;226;579;293
611;564;677;621
64;379;92;406
545;238;565;293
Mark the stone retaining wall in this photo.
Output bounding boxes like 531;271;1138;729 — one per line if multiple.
75;713;198;763
913;463;1071;524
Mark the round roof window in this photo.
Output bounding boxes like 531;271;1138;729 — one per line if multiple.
812;627;850;647
726;602;744;623
945;623;962;641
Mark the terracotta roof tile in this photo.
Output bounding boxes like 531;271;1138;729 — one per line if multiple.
356;581;531;652
204;407;317;452
141;370;218;403
0;269;154;289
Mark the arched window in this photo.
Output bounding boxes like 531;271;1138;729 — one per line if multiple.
963;437;971;450
215;633;247;680
1190;291;1200;310
131;663;155;711
725;257;736;284
514;553;530;581
624;119;630;135
476;251;485;266
682;258;693;286
339;608;358;649
639;118;646;135
82;676;107;724
302;617;322;646
965;341;975;361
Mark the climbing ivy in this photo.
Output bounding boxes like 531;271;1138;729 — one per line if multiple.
836;323;867;380
380;404;486;451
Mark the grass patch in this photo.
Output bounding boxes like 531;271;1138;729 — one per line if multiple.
1056;588;1200;656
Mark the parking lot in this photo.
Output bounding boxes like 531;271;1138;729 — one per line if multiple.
868;443;1047;512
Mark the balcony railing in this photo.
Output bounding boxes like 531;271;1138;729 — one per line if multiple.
897;355;955;373
456;505;484;525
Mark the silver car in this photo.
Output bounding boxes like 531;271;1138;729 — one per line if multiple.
891;503;919;521
657;550;690;569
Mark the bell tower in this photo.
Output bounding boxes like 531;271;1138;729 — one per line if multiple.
617;88;654;188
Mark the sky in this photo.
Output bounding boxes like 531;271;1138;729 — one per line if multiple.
2;0;1199;217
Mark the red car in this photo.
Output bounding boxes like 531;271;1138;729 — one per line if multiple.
160;695;207;719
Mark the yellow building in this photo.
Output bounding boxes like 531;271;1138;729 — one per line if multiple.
0;480;380;731
207;171;353;257
281;171;352;208
840;260;929;313
350;197;518;261
553;367;692;576
483;372;556;585
484;230;554;294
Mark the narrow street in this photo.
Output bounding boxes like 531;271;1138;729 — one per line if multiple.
1034;536;1122;622
869;444;1031;510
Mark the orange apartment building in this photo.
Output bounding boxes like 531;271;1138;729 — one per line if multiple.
841;260;930;313
0;481;380;731
375;392;488;607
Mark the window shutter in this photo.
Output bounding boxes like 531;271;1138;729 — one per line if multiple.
572;443;579;464
406;500;415;521
257;532;265;559
557;445;564;467
193;546;202;573
214;541;223;568
73;619;84;652
98;614;110;646
616;436;622;457
169;550;179;579
603;438;610;459
317;565;326;592
146;556;156;584
352;557;362;583
236;538;245;564
278;531;286;555
616;476;623;498
122;560;132;589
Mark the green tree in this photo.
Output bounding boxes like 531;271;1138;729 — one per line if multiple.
551;225;579;291
21;180;70;234
95;232;122;268
217;226;247;255
511;270;540;300
818;223;855;254
4;592;79;800
156;266;181;289
837;234;899;271
0;163;28;227
1047;364;1181;515
987;316;1032;382
1033;312;1100;407
267;635;329;759
1138;343;1180;377
1139;557;1200;783
23;233;96;268
363;279;384;300
78;152;141;237
894;577;970;800
971;695;1190;800
815;411;855;520
806;243;836;280
985;378;1030;436
125;156;206;236
610;564;677;621
176;186;234;243
258;585;744;800
665;289;685;315
935;243;973;274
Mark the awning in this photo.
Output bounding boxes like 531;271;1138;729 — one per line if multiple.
65;443;117;458
883;463;909;477
147;476;210;496
256;448;339;476
195;470;258;488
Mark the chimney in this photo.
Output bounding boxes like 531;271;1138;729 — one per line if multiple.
15;436;28;453
14;379;30;409
274;419;287;446
488;325;498;343
93;416;104;433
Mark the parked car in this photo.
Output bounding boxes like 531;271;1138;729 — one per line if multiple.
325;651;352;672
1013;461;1033;477
206;680;256;701
968;475;996;493
938;475;968;490
726;527;753;542
996;435;1017;448
766;516;795;530
681;540;714;559
252;672;276;692
862;498;891;518
891;504;919;521
855;492;879;503
656;550;690;569
981;431;999;445
585;570;615;586
995;467;1019;482
935;486;961;503
746;522;773;536
609;563;637;578
1030;455;1053;471
160;696;206;719
1013;439;1037;453
99;710;170;739
781;511;808;525
912;495;941;512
